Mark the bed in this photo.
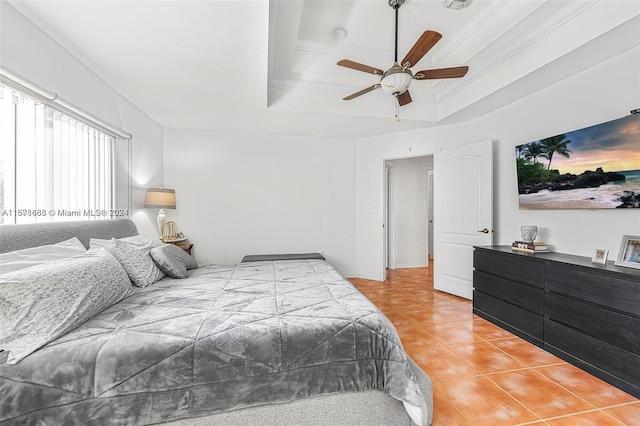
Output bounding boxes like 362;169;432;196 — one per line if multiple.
0;219;433;425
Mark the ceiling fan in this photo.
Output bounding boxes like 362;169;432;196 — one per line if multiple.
337;0;469;112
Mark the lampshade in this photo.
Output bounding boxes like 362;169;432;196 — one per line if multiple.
144;188;176;239
143;188;176;209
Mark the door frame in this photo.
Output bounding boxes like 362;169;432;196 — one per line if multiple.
384;163;396;270
381;154;433;280
426;169;434;261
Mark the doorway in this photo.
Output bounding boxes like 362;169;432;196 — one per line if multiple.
384;156;434;274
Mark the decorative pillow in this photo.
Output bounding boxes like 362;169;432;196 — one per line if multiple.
88;235;155;253
0;247;134;364
0;237;87;274
111;238;165;287
150;244;199;279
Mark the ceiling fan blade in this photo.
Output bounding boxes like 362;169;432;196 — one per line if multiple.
396;91;412;106
401;30;442;68
343;84;381;100
337;59;384;75
414;66;469;80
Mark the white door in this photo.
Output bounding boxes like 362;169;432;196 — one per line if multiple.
434;140;493;299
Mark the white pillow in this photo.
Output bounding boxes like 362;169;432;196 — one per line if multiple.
0;246;134;363
89;235;153;253
0;237;87;274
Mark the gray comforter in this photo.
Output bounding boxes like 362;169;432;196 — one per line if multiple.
0;260;428;425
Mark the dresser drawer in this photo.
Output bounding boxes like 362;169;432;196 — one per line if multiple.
474;270;543;315
474;291;543;342
474;249;544;288
546;292;640;354
545;319;640;398
546;264;640;314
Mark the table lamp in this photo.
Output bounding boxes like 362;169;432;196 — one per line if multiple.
143;188;176;239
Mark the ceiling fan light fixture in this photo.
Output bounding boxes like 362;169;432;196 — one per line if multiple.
336;0;468;111
380;67;413;95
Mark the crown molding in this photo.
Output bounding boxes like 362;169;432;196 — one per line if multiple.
438;0;599;101
295;39;399;66
432;0;511;65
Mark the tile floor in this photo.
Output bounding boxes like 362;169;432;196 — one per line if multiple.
349;267;639;426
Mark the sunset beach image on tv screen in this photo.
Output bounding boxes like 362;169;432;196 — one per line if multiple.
515;113;640;209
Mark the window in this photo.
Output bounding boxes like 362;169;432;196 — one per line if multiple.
0;85;129;224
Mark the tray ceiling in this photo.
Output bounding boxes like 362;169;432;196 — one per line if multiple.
5;0;640;139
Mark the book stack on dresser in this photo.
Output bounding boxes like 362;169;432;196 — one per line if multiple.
512;240;549;253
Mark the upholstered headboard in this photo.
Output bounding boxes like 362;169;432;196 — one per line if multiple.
0;219;139;254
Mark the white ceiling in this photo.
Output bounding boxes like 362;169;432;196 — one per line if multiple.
7;0;640;139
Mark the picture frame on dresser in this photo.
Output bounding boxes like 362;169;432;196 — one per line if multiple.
615;235;640;269
591;249;608;265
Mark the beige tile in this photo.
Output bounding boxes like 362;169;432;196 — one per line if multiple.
544;410;625;425
454;318;516;340
491;337;564;367
436;304;476;321
535;364;638;408
600;402;640;425
435;376;539;425
447;341;528;374
411;345;482;383
427;322;485;345
431;388;472;426
488;369;595;419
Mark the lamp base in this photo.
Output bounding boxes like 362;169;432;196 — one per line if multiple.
157;209;166;240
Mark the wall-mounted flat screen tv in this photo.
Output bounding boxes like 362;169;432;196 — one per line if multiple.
516;113;640;209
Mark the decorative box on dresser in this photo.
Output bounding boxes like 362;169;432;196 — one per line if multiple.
473;246;640;398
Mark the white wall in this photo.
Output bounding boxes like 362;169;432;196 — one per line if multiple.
163;129;356;276
356;47;640;281
472;46;640;258
0;2;163;236
387;157;432;269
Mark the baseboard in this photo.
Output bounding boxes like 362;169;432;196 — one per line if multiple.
394;262;428;269
352;272;383;281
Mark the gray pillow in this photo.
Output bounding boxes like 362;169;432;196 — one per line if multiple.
150;244;198;279
0;247;134;364
111;238;165;287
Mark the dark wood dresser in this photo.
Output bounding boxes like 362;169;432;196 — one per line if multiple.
473;245;640;398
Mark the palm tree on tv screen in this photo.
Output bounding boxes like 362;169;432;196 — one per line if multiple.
539;134;572;170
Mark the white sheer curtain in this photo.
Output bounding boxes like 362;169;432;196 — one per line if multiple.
0;86;122;224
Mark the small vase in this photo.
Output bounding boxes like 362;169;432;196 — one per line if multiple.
521;225;538;242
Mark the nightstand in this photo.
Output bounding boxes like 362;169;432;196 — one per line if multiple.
175;242;193;255
164;239;193;255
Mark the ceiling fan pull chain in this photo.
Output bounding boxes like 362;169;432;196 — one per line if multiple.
395;98;401;122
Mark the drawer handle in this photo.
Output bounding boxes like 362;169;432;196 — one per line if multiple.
477;228;490;234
